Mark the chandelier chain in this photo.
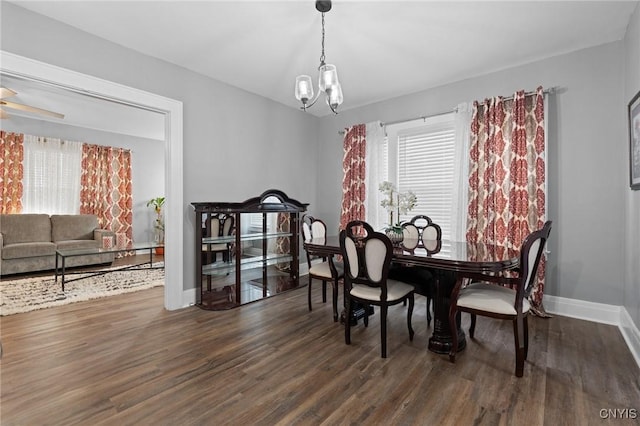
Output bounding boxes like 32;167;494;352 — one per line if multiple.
319;12;326;66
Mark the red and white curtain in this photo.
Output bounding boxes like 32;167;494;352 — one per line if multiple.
339;124;367;230
466;86;548;315
80;143;133;250
0;131;24;214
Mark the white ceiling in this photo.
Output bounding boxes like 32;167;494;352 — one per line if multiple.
2;0;638;132
0;73;166;140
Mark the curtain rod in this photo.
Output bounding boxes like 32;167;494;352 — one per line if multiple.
337;87;557;136
337;108;455;136
482;86;556;104
380;108;457;128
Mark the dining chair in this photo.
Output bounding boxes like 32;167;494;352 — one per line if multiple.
302;215;344;322
407;214;442;251
202;213;234;263
395;215;442;325
340;220;415;358
448;220;553;377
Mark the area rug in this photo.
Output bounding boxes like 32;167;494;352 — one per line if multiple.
0;263;164;316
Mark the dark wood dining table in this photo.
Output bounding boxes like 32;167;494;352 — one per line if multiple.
303;236;520;354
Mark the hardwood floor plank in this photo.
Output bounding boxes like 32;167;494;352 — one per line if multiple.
1;278;639;425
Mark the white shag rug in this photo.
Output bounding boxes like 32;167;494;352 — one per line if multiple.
0;263;164;316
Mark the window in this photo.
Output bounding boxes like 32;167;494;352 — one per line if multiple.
382;113;457;240
21;136;82;214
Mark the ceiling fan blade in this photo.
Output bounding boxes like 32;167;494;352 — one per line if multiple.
0;100;64;119
0;87;17;99
0;108;8;119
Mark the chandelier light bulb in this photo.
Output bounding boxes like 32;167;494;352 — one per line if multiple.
327;83;343;109
295;75;314;105
318;64;339;92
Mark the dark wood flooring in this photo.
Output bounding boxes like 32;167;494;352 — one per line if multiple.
1;273;639;425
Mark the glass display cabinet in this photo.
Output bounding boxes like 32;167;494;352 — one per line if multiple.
192;189;308;310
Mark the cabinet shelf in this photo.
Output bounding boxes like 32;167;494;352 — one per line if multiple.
202;253;293;275
202;231;292;245
192;189;308;311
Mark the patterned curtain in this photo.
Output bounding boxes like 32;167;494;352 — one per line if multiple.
80;143;133;252
339;124;367;231
466;86;548;316
0;131;24;214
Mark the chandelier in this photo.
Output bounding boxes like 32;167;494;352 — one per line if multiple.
294;0;343;114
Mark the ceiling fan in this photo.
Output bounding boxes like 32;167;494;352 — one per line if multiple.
0;86;64;119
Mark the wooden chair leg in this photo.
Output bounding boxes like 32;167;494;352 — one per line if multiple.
426;296;432;326
380;305;388;358
332;279;339;322
524;315;529;360
514;316;525;377
345;296;352;345
307;276;313;311
469;314;477;338
322;280;327;303
363;305;369;327
407;294;415;341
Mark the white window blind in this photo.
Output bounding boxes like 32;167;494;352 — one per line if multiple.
394;114;456;240
21;136;82;214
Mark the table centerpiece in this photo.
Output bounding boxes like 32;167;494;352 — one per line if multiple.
379;181;417;244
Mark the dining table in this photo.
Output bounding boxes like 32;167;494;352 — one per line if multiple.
303;235;520;354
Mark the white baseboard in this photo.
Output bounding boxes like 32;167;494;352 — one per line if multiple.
182;287;196;308
543;294;621;325
543;294;640;369
620;308;640;371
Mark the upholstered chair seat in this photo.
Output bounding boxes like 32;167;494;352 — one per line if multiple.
456;282;531;316
309;261;344;280
350;280;415;302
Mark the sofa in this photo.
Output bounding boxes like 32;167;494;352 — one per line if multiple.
0;214;115;276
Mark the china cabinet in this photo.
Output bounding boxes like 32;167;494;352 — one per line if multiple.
192;189;308;310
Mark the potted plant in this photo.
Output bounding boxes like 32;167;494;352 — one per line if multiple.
379;181;417;242
147;196;165;254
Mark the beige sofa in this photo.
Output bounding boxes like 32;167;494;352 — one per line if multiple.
0;214;115;276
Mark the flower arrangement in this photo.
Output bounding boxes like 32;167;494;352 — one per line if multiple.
379;181;417;233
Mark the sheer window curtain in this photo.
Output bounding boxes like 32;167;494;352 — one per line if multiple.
450;103;472;241
364;121;387;231
22;135;82;214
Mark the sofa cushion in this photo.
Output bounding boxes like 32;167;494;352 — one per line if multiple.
0;214;52;245
56;239;100;251
50;215;98;242
2;242;56;260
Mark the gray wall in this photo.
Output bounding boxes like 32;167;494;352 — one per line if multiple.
316;41;631;309
0;117;164;243
0;3;318;292
624;4;640;329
